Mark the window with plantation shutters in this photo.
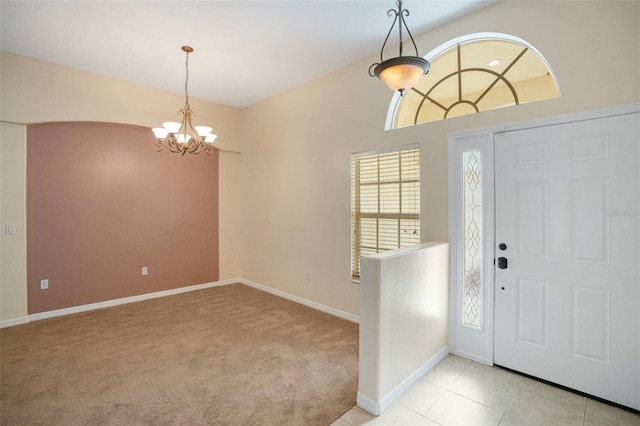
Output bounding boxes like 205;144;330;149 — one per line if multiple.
351;145;420;279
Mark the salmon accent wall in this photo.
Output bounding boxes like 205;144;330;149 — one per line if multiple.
27;122;219;314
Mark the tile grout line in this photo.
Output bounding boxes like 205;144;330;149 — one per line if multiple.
417;381;448;423
442;385;515;420
424;360;511;424
500;374;524;425
413;357;471;424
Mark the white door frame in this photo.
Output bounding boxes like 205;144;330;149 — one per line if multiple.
447;103;640;365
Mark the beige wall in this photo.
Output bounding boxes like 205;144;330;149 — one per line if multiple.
1;1;639;323
238;0;640;316
0;122;28;323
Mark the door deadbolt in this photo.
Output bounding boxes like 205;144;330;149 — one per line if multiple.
497;257;508;269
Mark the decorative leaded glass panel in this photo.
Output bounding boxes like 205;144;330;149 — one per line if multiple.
393;35;560;128
463;151;482;328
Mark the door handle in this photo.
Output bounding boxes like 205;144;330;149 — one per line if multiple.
497;257;508;269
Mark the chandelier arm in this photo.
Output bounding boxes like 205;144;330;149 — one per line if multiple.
187;138;201;154
178;109;187;150
155;137;181;154
169;135;184;154
186;143;213;155
184;106;205;146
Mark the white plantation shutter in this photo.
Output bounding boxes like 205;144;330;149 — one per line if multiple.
351;145;420;279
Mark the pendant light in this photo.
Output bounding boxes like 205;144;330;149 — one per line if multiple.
369;0;430;96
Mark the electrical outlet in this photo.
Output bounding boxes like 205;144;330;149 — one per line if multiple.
40;279;49;290
142;267;148;276
305;271;311;281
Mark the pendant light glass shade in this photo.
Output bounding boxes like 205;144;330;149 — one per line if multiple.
373;56;430;95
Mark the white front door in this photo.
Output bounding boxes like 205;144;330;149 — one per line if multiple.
494;113;640;410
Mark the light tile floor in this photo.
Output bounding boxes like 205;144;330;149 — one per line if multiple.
332;354;640;426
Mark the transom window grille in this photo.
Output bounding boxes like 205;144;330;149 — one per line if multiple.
390;34;560;129
463;151;483;328
351;145;420;279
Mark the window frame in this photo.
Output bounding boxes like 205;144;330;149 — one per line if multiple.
351;144;421;281
385;32;561;130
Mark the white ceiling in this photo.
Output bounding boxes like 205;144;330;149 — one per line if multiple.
1;0;495;109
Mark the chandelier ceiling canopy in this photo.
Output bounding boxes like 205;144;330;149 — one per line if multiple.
369;0;430;96
152;46;217;156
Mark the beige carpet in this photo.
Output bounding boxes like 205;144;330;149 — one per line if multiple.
0;283;359;425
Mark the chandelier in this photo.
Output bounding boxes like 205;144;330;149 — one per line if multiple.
152;46;217;155
369;0;430;96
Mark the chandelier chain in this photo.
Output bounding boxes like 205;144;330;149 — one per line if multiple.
184;50;190;109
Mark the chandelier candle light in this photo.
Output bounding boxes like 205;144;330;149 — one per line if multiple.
369;0;430;95
153;46;217;155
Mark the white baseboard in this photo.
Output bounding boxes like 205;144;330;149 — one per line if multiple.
1;278;359;328
0;315;30;329
449;349;492;366
356;392;381;416
1;279;239;328
357;345;449;416
240;278;359;323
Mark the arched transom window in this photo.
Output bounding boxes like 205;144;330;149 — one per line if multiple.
389;33;560;129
